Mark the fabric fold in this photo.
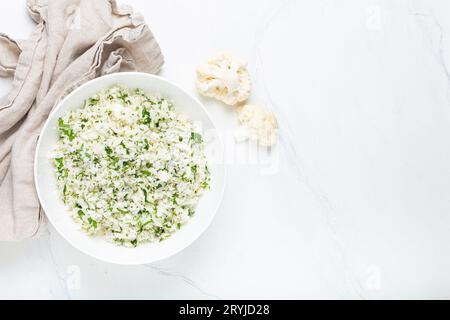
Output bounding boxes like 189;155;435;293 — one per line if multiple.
0;34;21;77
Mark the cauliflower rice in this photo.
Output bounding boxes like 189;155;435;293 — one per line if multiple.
52;85;210;247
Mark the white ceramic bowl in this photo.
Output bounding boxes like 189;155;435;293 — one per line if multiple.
34;72;225;265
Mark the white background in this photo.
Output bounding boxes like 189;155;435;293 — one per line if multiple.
1;0;450;299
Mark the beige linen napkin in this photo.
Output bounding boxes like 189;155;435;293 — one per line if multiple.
0;0;164;241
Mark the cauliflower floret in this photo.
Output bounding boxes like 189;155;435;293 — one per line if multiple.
196;53;251;106
237;104;278;147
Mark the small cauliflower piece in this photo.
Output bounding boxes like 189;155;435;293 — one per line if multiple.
237;104;278;147
196;53;251;106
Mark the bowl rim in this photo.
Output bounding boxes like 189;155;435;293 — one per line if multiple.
34;72;226;265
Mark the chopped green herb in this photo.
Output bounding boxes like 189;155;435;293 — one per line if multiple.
55;157;64;173
143;138;149;150
200;181;210;189
190;132;203;144
135;88;144;95
88;97;99;106
105;146;112;155
120;141;129;154
171;193;178;205
58;118;76;141
142;188;148;202
87;217;97;228
138;220;152;233
142;107;151;125
117;91;130;104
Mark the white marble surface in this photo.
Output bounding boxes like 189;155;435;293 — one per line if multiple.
1;0;450;299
